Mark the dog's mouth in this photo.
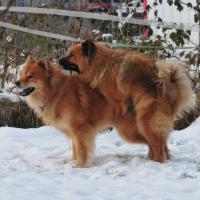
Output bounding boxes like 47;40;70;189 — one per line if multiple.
58;58;80;73
19;87;35;97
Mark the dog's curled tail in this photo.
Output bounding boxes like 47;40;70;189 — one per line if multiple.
156;60;195;115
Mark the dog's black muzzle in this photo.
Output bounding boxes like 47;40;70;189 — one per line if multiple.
19;87;35;97
58;58;80;73
15;81;35;97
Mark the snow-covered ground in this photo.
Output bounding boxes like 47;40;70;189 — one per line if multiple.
0;118;200;200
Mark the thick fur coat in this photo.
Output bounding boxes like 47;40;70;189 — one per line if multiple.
16;57;148;167
59;40;194;162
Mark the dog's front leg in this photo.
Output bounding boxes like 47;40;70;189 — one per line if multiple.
63;139;77;164
71;140;77;161
73;132;95;168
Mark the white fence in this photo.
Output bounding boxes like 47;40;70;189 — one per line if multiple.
0;6;199;42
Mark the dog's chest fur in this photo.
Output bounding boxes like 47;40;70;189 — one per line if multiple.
26;95;72;136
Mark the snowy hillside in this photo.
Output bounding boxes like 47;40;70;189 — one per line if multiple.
0;118;200;200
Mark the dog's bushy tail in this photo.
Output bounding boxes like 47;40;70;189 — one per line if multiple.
156;60;195;115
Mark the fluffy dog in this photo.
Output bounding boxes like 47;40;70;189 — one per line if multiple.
16;56;147;167
59;39;194;162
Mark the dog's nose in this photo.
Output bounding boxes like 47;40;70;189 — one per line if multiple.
59;58;68;68
58;58;65;66
15;81;21;87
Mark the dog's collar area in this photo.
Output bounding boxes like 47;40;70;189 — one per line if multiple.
19;87;35;97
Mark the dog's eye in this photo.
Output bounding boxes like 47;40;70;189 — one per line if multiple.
68;52;75;58
27;75;34;79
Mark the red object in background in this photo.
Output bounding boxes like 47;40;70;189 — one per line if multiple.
143;0;149;38
144;0;148;19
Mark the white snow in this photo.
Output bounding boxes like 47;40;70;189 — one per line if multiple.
0;118;200;200
102;33;113;39
0;93;22;102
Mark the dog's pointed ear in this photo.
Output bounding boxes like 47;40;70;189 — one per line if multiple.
43;59;52;78
38;60;46;70
82;39;96;60
37;59;51;73
26;55;35;63
44;59;52;71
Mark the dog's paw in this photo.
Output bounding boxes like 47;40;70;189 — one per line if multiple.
63;158;76;164
73;160;91;168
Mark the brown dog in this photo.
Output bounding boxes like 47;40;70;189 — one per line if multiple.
59;39;194;163
16;56;147;167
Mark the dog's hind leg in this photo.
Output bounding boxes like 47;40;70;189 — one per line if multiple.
165;145;171;160
147;145;154;160
140;127;168;162
147;145;170;160
135;100;172;163
115;112;146;144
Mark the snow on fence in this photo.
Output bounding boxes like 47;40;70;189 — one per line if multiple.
0;6;199;49
0;6;198;31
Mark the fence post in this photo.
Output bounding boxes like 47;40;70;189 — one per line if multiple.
197;0;200;74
